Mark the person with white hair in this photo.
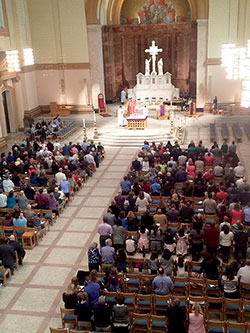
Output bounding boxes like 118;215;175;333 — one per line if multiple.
24;204;35;219
8;234;26;265
2;177;14;193
0;189;7;208
234;162;245;179
55;168;66;185
100;239;115;273
17;191;28;210
93;296;111;331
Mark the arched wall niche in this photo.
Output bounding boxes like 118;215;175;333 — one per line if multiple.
85;0;208;25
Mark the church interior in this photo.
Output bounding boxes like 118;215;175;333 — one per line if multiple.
0;0;250;332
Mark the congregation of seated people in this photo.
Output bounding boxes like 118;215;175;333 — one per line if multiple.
60;139;250;332
0;137;105;281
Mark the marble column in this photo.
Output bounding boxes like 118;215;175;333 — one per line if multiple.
196;19;208;109
87;24;105;109
0;97;7;150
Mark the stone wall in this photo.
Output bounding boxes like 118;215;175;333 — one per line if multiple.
102;22;197;101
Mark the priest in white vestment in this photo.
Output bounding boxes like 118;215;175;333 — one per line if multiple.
142;106;149;118
117;106;125;126
121;89;126;105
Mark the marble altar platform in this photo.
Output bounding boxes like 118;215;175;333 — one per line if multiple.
128;72;179;102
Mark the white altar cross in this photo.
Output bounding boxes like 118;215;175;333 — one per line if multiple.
145;40;163;75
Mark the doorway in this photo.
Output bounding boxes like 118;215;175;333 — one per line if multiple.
2;91;10;133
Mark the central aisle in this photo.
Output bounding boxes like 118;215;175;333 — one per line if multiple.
0;147;137;333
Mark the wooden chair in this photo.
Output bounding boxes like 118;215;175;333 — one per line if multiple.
13;251;19;272
172;276;189;296
125;231;139;242
206;320;225;332
119;292;136;311
69;330;90;333
166;222;179;233
0;266;11;286
153;294;171;314
14;227;27;241
102;291;117;306
226;321;246;333
128;257;148;273
204;215;217;224
188;261;202;274
50;329;68;333
206;297;224;321
125;273;140;292
188;295;205;312
205;279;221;297
240;282;250;299
2;226;15;237
136;294;153;313
131;313;150;332
242;299;250;321
41;209;56;225
188;277;205;296
223;298;242;322
60;308;78;329
150;314;167;332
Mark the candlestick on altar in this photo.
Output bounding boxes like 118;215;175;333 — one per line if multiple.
170;119;174;137
82;118;87;141
93;111;96;123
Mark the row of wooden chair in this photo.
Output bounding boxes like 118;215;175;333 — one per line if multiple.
58;302;250;333
101;291;250;323
97;271;250;299
51;319;250;333
50;329;89;333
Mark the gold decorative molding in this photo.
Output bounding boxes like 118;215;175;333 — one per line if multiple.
85;0;100;25
21;65;36;73
206;58;221;66
35;63;90;71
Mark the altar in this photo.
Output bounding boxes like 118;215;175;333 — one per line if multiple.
127;116;147;130
128;41;179;102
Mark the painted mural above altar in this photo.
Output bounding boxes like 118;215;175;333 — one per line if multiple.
120;0;190;25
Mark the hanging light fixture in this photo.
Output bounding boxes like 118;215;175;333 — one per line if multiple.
241;40;250;108
221;44;246;80
221;39;250;108
23;48;34;66
5;50;20;72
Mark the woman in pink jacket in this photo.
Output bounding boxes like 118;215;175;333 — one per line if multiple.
188;302;205;333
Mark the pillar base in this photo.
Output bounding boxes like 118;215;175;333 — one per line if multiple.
0;137;7;151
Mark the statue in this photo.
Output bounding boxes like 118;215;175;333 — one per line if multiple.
158;58;163;75
145;41;163;75
145;58;151;76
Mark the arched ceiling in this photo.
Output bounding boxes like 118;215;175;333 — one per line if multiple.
85;0;208;25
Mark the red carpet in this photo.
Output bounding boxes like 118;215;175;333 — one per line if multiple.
100;113;112;117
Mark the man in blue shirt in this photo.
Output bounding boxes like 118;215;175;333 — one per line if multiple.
84;270;101;307
120;176;131;195
152;267;173;295
151;179;161;196
101;239;115;272
243;203;250;226
175;167;187;183
60;179;70;198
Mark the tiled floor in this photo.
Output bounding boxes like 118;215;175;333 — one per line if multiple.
1;111;250;332
0;147;137;333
